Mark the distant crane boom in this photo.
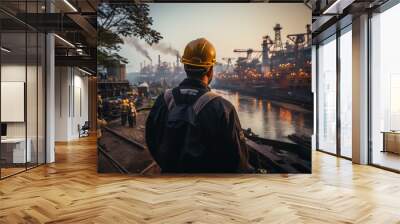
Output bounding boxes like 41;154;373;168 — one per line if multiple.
233;48;262;60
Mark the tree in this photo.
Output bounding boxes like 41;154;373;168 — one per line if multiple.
97;3;163;66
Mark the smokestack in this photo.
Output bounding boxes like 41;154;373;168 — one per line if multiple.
176;54;179;68
158;55;161;67
140;63;143;71
306;24;311;45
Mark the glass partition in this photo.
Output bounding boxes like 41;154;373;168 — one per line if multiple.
0;31;28;177
0;1;46;179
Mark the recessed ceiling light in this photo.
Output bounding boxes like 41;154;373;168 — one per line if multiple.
1;47;11;53
54;34;75;48
78;68;93;76
323;0;355;15
63;0;78;12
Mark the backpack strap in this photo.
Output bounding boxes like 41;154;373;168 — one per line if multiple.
163;89;175;111
192;91;221;115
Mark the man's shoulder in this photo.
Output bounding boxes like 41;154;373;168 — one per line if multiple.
151;93;168;109
204;93;235;113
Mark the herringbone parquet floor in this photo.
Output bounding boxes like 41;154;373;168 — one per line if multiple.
1;136;400;224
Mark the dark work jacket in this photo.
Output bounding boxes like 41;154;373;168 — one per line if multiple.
145;78;250;173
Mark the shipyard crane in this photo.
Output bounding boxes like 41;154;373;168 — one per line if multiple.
287;34;306;48
262;35;274;67
273;23;284;53
286;24;311;68
222;57;235;72
233;49;262;60
286;24;311;50
262;35;274;49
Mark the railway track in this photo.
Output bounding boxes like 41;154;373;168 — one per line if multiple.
97;126;156;174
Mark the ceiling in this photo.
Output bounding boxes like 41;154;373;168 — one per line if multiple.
0;0;98;73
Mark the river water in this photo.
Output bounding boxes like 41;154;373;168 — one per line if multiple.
214;89;313;143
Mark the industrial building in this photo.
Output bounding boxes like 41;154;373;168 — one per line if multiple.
0;0;399;223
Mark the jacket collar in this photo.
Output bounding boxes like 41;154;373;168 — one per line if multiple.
179;78;210;91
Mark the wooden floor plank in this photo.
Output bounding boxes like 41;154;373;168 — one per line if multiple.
0;136;399;223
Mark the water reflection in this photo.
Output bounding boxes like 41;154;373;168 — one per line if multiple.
214;89;313;142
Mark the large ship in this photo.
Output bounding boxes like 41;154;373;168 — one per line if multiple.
213;24;312;109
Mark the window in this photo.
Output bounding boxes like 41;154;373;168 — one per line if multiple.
339;27;352;158
370;3;400;171
317;36;337;154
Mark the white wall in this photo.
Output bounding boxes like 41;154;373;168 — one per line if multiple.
54;66;89;141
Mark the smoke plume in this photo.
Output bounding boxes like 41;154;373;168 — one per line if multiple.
152;42;180;57
124;38;152;62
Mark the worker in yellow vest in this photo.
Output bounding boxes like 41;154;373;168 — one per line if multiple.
128;102;137;128
120;99;129;126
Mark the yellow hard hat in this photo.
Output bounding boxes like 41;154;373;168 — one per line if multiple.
181;38;216;68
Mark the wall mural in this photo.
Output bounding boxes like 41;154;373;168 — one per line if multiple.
97;3;312;174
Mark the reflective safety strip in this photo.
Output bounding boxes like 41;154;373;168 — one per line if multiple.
192;91;220;115
164;89;220;115
180;88;199;95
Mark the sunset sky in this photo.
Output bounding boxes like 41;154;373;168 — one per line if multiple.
118;3;311;72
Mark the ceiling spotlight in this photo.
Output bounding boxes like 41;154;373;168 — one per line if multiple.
63;0;78;12
78;68;93;76
1;47;11;53
76;49;84;55
322;0;355;15
54;34;75;48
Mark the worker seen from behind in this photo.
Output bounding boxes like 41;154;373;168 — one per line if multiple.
146;38;250;173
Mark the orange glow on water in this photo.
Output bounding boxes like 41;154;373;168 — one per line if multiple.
279;108;292;122
258;99;263;109
266;101;272;111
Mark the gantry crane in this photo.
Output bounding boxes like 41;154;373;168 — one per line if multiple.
222;57;235;72
233;48;263;60
286;24;312;51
